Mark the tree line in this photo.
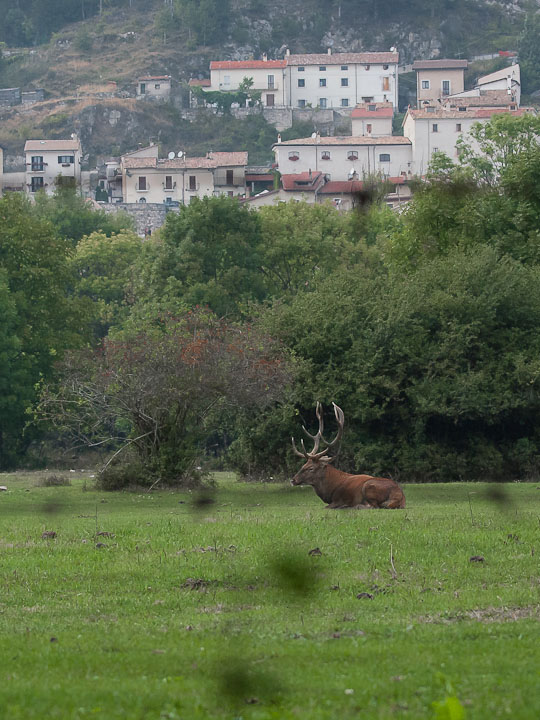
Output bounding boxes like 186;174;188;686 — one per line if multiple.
3;114;540;484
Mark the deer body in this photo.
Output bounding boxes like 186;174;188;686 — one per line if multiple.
291;403;406;510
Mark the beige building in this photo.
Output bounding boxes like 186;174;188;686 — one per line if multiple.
413;59;468;107
273;135;412;181
351;102;394;136
136;75;172;101
207;60;288;107
121;150;248;205
24;137;82;195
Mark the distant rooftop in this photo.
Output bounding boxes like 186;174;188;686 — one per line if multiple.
412;59;468;70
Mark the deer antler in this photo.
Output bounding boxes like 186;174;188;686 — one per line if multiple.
291;402;345;459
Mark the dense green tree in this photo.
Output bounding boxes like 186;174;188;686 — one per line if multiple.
518;14;540;95
133;196;265;318
33;186;132;246
71;229;143;339
0;193;84;466
249;246;540;482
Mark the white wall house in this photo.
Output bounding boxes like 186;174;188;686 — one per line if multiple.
121;151;248;205
199;50;398;110
475;64;521;107
136;75;172;101
207;60;288;107
351;102;394;136
403;106;534;176
24;137;82;195
285;50;398;109
273;135;412;181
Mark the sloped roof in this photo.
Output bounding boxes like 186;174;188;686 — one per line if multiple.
122;151;248;170
210;60;287;70
318;177;406;194
352;102;394;118
138;75;171;81
281;171;324;191
24;139;81;152
408;107;532;120
274;135;411;147
188;78;211;86
477;64;520;85
412;59;468;70
286;52;398;65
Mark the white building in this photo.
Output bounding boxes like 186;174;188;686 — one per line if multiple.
285;50;398;109
121;150;248;205
273;135;412;181
351;102;394;136
207;60;288;107
24;137;82;195
199;50;399;110
403;106;534;176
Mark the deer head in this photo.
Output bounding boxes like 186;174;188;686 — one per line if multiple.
291;402;344;486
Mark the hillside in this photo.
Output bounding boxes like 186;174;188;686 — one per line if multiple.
0;0;535;166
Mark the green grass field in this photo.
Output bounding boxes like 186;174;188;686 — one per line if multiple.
0;472;539;719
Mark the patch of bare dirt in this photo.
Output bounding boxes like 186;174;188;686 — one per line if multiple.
417;605;540;624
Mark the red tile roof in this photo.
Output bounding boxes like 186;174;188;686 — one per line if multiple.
318;177;406;194
122;151;248;170
286;52;398;65
352;103;394;118
408;107;533;120
189;78;211;87
210;60;287;70
412;59;468;70
246;174;275;182
281;171;324;191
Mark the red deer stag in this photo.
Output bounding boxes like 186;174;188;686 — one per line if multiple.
291;402;405;509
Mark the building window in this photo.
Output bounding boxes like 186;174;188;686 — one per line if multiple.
319;98;327;108
298;99;306;108
362;96;373;102
223;75;230;85
226;169;234;185
442;80;450;95
321;151;331;160
432;123;438;133
341;98;349;107
31;176;44;192
154;83;160;89
319;66;326;71
268;74;275;89
366;124;372;133
421;80;430;89
165;175;173;190
456;123;462;132
379;153;390;162
140;83;146;94
341;77;348;87
58;155;75;164
368;104;376;111
189;175;197;190
298;66;305;72
383;64;389;70
365;65;370;70
382;76;390;91
319;78;326;87
31;155;44;171
347;151;359;160
138;176;147;190
458;106;467;112
341;65;348;71
433;147;439;153
298;78;305;88
288;151;300;161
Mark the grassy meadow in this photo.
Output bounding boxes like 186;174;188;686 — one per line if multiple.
0;472;539;719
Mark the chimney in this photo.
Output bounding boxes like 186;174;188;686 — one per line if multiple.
262;53;268;62
285;48;290;56
309;168;312;180
327;47;332;55
277;133;282;143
